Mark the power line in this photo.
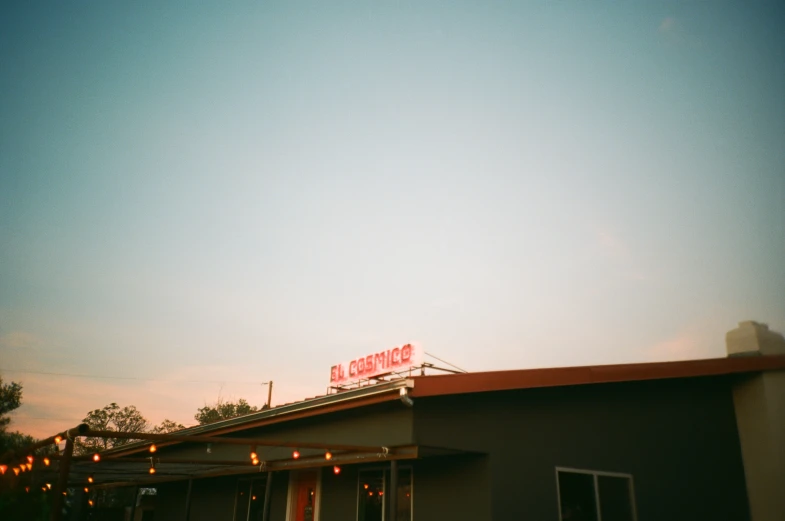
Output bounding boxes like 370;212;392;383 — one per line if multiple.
424;352;468;373
0;368;265;385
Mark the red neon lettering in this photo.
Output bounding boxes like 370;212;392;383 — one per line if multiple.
401;344;411;361
375;353;386;370
357;357;365;373
392;348;400;364
349;360;357;377
330;366;338;382
366;356;374;372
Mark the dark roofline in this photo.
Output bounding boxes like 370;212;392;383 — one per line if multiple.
105;378;413;457
409;355;785;398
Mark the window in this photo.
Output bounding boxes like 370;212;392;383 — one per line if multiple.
556;468;636;521
357;467;413;521
234;477;268;521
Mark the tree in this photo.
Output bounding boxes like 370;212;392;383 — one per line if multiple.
150;419;185;434
75;403;149;454
0;377;23;434
194;398;258;425
0;376;34;456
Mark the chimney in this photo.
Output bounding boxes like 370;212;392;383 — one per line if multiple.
726;321;785;357
727;321;785;521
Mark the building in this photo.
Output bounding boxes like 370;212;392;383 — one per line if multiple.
37;322;785;520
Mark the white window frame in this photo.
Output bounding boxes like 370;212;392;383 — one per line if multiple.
355;465;414;521
555;467;638;521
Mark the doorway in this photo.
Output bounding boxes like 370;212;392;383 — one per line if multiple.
289;471;319;521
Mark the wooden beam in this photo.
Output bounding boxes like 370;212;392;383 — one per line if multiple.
82;429;382;452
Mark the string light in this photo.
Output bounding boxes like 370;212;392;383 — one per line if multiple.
88;475;94;484
25;463;32;471
88;500;94;507
26;456;34;464
84;487;89;493
92;453;101;462
149;444;157;453
54;436;62;444
325;451;332;460
46;483;52;490
149;457;156;474
292;450;300;459
252;457;260;466
0;465;6;475
363;484;369;489
333;466;341;475
19;465;26;473
25;487;30;493
43;457;50;466
149;467;156;475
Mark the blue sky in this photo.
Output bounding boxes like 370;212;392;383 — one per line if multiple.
1;2;783;437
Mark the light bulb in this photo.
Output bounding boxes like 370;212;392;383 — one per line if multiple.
149;444;157;453
292;450;300;459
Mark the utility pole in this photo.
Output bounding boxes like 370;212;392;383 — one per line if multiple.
261;381;273;409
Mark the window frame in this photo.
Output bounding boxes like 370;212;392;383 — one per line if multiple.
356;465;414;521
232;476;268;521
554;467;638;521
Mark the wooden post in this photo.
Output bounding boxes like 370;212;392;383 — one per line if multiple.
262;471;274;521
184;478;193;521
388;459;398;521
51;437;74;521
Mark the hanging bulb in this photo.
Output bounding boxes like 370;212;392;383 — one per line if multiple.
43;457;50;466
19;465;25;473
252;458;260;466
0;465;6;475
250;451;258;461
54;436;62;444
88;500;94;507
333;466;341;475
26;455;34;464
84;487;89;493
149;467;156;475
92;453;101;462
149;444;157;453
324;451;332;460
46;483;52;490
292;450;300;459
25;463;32;471
88;475;94;484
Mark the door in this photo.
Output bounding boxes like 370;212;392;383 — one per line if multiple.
292;472;318;521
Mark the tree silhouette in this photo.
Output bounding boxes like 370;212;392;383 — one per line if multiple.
194;398;258;425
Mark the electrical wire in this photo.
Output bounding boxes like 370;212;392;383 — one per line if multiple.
0;368;264;385
424;352;468;373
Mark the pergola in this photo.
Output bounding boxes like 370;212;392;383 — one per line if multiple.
3;423;417;521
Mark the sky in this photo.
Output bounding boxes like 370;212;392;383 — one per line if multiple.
1;2;783;438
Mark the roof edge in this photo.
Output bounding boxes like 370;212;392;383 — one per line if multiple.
104;378;413;457
409;355;785;398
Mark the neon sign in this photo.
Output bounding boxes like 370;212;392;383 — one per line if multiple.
330;343;423;386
